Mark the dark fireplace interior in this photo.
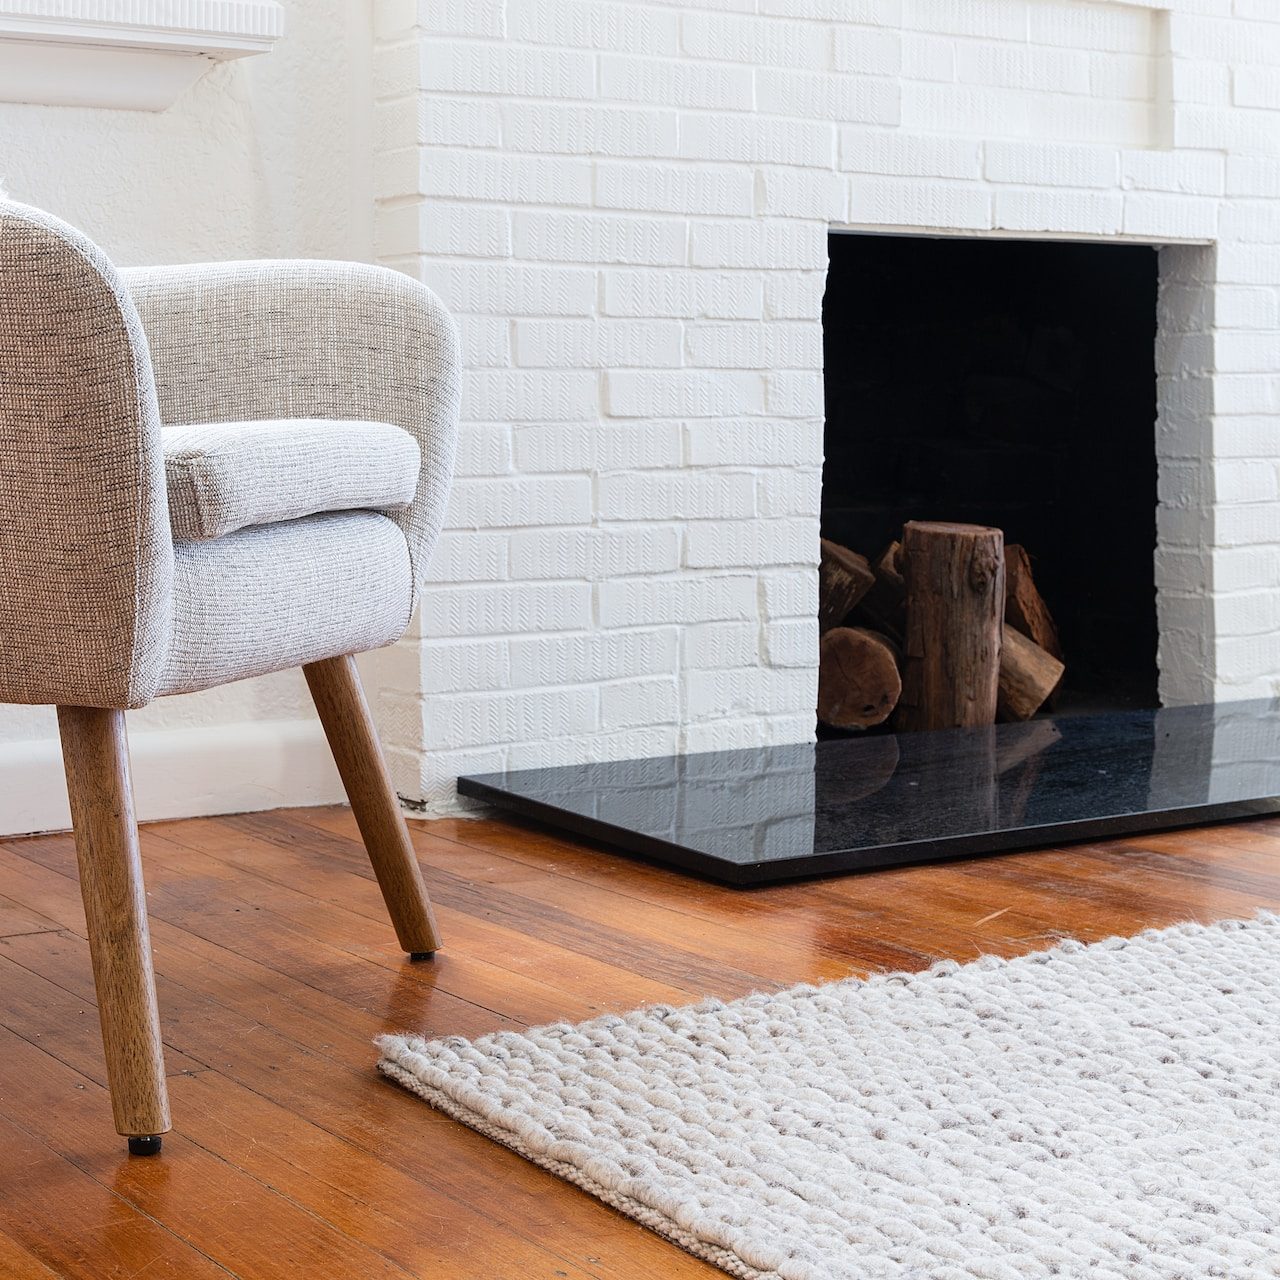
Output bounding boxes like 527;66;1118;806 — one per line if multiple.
821;232;1160;730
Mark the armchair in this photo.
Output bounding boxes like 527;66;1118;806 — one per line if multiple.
0;199;460;1153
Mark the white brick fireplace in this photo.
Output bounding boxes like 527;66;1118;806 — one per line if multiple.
373;0;1280;814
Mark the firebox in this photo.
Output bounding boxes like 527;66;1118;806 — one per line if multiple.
820;232;1160;733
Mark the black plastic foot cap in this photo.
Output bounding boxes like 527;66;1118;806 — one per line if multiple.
127;1135;163;1157
409;951;435;962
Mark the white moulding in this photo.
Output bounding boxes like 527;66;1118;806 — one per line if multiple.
0;0;284;110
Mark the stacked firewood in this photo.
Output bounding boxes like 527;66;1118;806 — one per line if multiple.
817;521;1065;733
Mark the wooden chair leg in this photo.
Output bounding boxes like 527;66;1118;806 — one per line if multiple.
303;654;442;958
56;707;170;1155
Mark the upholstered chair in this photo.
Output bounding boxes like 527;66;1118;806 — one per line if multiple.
0;200;460;1154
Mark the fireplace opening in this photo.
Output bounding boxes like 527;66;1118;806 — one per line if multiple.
820;232;1160;735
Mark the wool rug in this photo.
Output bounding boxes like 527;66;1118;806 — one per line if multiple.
378;916;1280;1279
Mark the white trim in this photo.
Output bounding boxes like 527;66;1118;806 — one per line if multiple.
0;0;284;110
0;717;344;838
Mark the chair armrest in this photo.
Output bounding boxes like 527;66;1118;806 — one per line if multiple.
0;201;174;709
121;260;461;592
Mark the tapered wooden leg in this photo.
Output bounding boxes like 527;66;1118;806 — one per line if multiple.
304;655;442;957
56;707;170;1152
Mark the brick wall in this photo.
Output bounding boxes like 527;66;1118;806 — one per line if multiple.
373;0;1280;813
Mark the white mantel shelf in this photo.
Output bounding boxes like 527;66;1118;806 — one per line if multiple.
0;0;284;110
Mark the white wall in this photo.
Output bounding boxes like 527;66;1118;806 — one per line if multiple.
375;0;1279;816
0;0;375;834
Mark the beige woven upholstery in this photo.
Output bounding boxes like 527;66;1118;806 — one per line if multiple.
0;198;460;710
162;419;421;542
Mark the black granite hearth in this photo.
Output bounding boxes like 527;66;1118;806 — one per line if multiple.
458;701;1280;885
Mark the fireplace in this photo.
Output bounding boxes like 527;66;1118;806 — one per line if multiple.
819;232;1161;732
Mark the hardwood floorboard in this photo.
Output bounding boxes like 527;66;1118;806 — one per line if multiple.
3;804;1280;1277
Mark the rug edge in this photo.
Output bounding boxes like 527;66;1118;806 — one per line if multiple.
376;1055;774;1280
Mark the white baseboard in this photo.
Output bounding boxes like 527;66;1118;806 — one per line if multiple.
0;718;346;838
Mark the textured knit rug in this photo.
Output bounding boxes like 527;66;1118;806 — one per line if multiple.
378;916;1280;1279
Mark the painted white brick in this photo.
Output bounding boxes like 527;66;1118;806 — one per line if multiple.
765;618;819;668
514;420;683;472
686;667;816;719
832;27;902;76
596;162;754;217
461;370;598;422
1216;289;1280;330
761;0;900;19
763;568;819;621
455;316;511;368
756;168;846;221
686;518;818;568
606;370;766;418
416;582;593;639
453;423;513;475
994;188;1122;235
507;0;679;54
599;471;757;521
417;151;593;206
1122;194;1218;240
419;638;510;695
426;41;595;98
901;0;1028;40
514;211;686;265
683;11;832;70
687;418;824;467
901;33;955;82
756;68;900;125
766;372;824;418
599;53;754;110
419;263;595;316
510;628;678;687
423;687;599;750
426;531;508;584
601;270;763;319
1226;156;1280;198
503;103;678;156
764;273;826;320
690;221;827;269
448;475;593;527
839;130;981;179
985;141;1118;189
682;621;760;670
1122;149;1224;195
600;574;758;627
411;0;505;38
514;318;683;368
419;204;511;257
679;113;833;168
757;468;823;517
685;320;823;369
958;42;1088;93
602;677;680;729
509;526;683;580
850;176;991;230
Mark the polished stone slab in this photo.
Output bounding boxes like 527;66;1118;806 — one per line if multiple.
457;700;1280;885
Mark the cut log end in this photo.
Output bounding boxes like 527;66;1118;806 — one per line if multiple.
818;627;902;730
998;625;1065;722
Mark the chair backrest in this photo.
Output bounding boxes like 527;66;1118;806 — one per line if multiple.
0;200;173;709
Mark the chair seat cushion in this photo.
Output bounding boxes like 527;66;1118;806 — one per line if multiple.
162;418;421;542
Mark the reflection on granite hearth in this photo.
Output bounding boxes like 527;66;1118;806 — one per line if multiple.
458;701;1280;885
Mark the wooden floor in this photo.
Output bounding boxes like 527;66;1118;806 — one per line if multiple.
3;807;1280;1278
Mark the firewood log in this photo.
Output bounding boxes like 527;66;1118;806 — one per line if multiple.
818;539;874;633
997;625;1065;722
896;521;1004;733
855;541;907;643
1005;544;1063;660
817;626;902;730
